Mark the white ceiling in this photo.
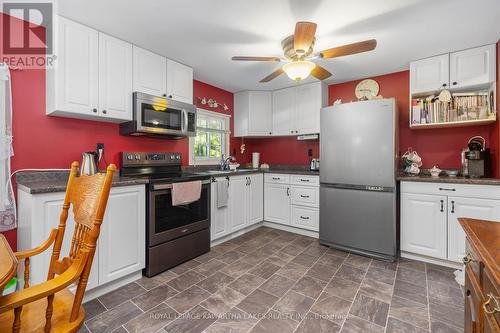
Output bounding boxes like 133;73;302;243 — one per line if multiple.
57;0;500;93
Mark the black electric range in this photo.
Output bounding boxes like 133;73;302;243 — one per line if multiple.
121;152;211;277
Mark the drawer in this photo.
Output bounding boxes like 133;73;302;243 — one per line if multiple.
291;206;319;231
465;240;482;284
291;175;319;186
400;181;500;200
264;173;290;184
482;267;500;330
291;186;319;207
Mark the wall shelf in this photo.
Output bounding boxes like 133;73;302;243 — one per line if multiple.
410;117;497;130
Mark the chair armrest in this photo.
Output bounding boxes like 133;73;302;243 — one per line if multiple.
14;229;58;259
0;249;89;312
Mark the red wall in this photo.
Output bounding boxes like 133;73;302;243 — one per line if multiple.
246;68;498;170
328;71;495;169
1;13;247;249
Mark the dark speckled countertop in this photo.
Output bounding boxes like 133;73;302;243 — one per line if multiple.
397;174;500;186
16;171;149;194
17;166;319;194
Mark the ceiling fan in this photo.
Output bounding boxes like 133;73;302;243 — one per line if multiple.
232;22;377;83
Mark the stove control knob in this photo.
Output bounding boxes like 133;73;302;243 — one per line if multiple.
127;155;133;160
135;154;141;160
170;155;175;160
176;155;181;160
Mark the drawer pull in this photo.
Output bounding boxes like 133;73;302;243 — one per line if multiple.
439;187;456;191
483;293;500;315
272;177;281;180
300;195;310;198
300;216;310;220
300;179;310;182
462;252;475;266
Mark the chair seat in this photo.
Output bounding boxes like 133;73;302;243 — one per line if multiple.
0;288;85;333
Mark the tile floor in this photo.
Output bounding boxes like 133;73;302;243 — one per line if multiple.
79;227;464;333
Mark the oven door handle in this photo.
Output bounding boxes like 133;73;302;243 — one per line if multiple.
153;179;211;191
181;109;188;133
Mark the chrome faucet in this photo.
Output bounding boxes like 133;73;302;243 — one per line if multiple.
220;154;233;171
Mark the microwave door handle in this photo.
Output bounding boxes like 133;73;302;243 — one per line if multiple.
182;109;188;132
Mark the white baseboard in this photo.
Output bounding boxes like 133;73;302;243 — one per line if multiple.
262;221;319;238
82;271;143;302
401;251;462;270
211;222;264;246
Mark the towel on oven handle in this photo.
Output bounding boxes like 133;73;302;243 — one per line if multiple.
171;181;202;206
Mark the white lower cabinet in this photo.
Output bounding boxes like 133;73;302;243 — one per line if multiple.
401;193;448;259
447;196;500;262
17;185;146;289
230;176;248;232
210;174;264;241
401;181;500;263
264;174;319;232
264;183;290;225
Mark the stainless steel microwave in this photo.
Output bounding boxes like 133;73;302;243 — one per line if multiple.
120;92;197;138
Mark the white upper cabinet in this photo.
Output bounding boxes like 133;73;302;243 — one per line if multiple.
410;54;449;94
295;82;322;135
272;88;296;136
166;59;193;104
449;44;496;89
98;33;133;121
133;46;167;97
47;16;99;117
234;91;272;137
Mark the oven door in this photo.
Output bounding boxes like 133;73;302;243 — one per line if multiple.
148;181;211;246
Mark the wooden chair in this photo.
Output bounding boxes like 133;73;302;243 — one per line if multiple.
0;162;116;332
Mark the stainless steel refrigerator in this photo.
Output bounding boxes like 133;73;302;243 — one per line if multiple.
319;99;398;261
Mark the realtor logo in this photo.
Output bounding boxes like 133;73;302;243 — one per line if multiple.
1;0;56;68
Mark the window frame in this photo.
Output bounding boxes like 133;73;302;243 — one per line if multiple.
189;108;231;165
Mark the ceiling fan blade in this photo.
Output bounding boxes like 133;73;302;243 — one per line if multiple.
260;68;284;82
320;39;377;59
232;56;281;62
310;64;332;80
294;22;317;55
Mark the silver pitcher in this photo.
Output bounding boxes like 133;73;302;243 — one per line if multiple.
80;152;99;175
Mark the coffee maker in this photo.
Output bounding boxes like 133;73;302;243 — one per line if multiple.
462;136;490;178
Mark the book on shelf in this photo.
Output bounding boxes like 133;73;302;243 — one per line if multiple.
411;92;495;125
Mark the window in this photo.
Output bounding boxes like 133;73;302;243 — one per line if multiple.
189;109;230;165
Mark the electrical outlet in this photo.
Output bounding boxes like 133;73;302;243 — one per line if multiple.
307;149;313;157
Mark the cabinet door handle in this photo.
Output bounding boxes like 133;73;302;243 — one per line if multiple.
483;293;500;315
453;82;457;86
451;200;455;213
249;177;252;185
287;187;290;196
300;195;310;198
246;177;249;186
300;216;310;220
168;95;173;99
440;199;444;212
92;108;98;113
102;109;107;114
439;187;456;191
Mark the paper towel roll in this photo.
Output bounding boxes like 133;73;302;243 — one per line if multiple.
252;152;260;169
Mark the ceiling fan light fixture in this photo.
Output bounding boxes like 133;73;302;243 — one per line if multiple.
282;60;315;81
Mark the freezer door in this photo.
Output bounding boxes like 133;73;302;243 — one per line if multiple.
319;185;396;258
320;99;396;187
